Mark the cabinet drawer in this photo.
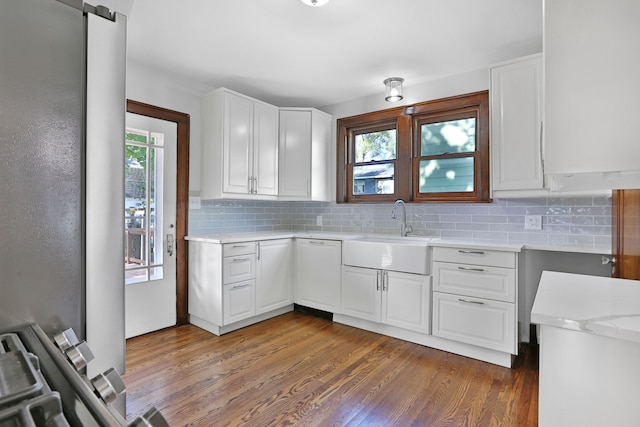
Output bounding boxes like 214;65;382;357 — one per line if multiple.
223;242;256;257
433;262;515;303
223;254;256;284
432;292;516;354
432;246;516;268
223;280;255;325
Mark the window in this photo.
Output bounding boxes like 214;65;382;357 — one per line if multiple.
337;91;490;203
352;124;397;196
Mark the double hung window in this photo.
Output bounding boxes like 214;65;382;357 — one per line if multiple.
337;91;489;203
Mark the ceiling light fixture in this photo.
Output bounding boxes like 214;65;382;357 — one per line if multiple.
384;77;404;102
299;0;331;6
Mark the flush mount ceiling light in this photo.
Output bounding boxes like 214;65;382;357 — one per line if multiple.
300;0;331;6
384;77;404;102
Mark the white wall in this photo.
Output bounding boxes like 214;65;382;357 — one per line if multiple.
126;59;210;192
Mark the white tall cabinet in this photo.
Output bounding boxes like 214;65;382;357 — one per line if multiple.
201;88;279;199
490;54;543;193
544;0;640;185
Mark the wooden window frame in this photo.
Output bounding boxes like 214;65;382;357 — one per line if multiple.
337;91;490;204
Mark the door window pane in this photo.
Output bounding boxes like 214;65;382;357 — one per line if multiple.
353;164;395;194
421;118;476;156
125;128;165;285
418;157;474;193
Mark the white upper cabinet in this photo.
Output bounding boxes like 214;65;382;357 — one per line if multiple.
490;54;544;193
279;108;332;201
544;0;640;188
201;88;279;199
201;89;332;200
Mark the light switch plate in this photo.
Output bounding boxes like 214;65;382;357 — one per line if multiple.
316;215;323;226
525;215;542;230
189;196;201;210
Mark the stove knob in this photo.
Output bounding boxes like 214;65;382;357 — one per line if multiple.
53;328;80;352
129;407;170;427
65;341;94;370
91;367;126;404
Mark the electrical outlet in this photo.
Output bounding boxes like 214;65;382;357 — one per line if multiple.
316;215;323;226
524;215;542;230
189;196;201;210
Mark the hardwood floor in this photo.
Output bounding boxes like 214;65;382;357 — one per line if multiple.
123;311;538;426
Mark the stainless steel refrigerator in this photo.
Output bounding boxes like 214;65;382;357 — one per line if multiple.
0;0;126;385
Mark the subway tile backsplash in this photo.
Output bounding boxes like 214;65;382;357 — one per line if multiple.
188;196;612;248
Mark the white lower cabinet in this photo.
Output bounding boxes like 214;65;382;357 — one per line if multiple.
342;266;430;334
431;246;518;355
256;239;292;315
188;239;294;335
294;238;342;312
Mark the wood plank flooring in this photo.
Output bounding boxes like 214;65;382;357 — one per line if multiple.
123;311;538;426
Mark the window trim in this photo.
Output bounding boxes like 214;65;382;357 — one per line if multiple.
337;91;490;204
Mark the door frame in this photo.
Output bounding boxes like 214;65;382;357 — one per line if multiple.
126;99;190;325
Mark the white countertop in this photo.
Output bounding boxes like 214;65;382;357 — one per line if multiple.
185;231;610;254
531;271;640;343
185;231;363;244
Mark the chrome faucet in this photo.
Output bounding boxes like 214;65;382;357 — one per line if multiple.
391;199;413;237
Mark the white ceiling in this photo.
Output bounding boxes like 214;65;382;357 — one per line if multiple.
102;0;542;108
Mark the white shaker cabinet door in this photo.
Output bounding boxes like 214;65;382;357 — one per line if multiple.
294;239;341;312
253;102;279;196
279;109;311;198
383;271;430;334
341;266;381;323
432;292;516;354
223;91;253;194
490;54;543;191
223;280;255;325
256;239;292;315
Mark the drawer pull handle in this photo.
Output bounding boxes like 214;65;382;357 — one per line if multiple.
232;257;249;262
309;241;325;245
232;244;249;248
232;283;251;289
458;250;485;255
458;266;485;272
458;298;485;305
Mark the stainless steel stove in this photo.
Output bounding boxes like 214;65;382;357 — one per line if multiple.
0;324;168;426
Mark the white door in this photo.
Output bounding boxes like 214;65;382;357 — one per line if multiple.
124;113;177;338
